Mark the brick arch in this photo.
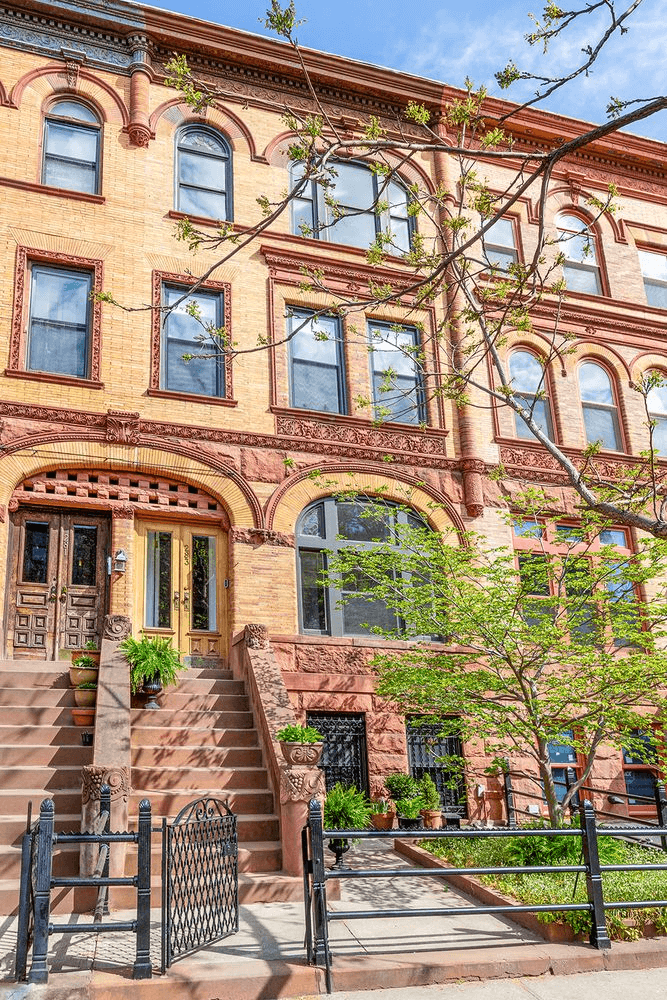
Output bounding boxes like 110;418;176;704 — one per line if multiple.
11;66;129;126
628;351;667;382
565;342;633;382
0;441;259;528
149;99;257;157
265;463;464;536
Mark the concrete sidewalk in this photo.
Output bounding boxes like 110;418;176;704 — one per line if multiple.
2;840;667;999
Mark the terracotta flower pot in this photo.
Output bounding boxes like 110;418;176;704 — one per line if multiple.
371;812;396;830
74;688;97;708
71;650;100;666
421;809;443;830
72;707;95;727
69;666;98;687
279;741;323;766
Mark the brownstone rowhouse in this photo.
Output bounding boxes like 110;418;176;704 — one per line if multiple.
0;0;665;902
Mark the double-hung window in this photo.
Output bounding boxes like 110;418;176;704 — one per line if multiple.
368;321;425;424
647;375;667;455
639;249;667;308
287;310;346;414
27;265;92;378
578;362;622;451
482;217;518;270
557;214;602;295
290;161;412;252
162;284;226;398
509;351;553;440
175;126;232;221
43;100;101;195
623;731;659;808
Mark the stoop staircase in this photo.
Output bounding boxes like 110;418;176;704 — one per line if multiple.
0;657;300;917
123;659;301;904
0;659;93;915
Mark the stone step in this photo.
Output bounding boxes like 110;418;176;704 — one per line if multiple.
130;788;275;816
128;811;279;842
153;691;250;712
108;871;301;910
131;765;269;791
0;788;82;815
131;745;263;768
0;669;70;689
0;813;84;845
0;724;92;746
180;665;232;680
1;744;94;767
0;706;80;726
0;687;76;707
173;677;245;695
131;726;258;748
130;708;254;728
0;843;80;878
123;839;281;876
2;765;87;790
0;659;66;673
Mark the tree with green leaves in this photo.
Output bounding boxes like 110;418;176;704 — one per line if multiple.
149;1;667;539
326;491;667;826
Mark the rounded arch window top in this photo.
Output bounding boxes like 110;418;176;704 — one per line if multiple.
176;125;232;221
557;214;602;295
579;361;614;404
578;361;621;450
48;99;100;124
509;350;553;441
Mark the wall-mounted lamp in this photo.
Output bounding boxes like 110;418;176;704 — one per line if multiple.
113;549;128;573
475;784;486;799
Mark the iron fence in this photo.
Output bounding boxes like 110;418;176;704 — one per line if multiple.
302;797;667;995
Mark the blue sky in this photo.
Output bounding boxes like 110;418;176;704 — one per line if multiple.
145;0;667;143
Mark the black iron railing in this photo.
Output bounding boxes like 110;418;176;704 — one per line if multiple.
302;797;667;995
15;787;152;984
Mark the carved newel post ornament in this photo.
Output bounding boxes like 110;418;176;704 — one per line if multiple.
279;760;326;877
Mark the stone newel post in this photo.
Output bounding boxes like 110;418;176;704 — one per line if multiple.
279;763;326;877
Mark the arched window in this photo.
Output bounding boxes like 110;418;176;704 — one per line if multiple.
578;361;621;450
509;350;553;439
296;497;423;636
290;160;413;252
176;126;232;220
557;214;602;295
42;100;101;194
646;375;667;455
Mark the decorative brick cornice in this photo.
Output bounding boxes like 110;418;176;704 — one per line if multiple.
260;245;416;301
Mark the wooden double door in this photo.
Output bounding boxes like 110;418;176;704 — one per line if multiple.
135;521;225;658
8;509;109;659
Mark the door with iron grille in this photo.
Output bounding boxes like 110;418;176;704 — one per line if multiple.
307;712;369;794
406;721;468;817
161;797;238;971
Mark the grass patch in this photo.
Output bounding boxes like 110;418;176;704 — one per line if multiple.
422;828;667;940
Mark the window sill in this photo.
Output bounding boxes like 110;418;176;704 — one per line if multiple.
0;176;104;204
146;388;238;407
167;210;235;229
4;369;104;390
272;405;442;434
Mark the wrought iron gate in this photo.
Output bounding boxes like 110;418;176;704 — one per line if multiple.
161;797;238;971
307;712;369;794
406;721;468;816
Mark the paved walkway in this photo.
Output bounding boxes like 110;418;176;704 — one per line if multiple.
1;840;667;999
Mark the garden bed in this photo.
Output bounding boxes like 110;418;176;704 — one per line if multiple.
394;832;667;942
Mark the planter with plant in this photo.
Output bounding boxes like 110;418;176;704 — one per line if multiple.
275;723;324;765
369;798;396;831
71;706;95;727
69;654;98;687
120;634;185;709
70;639;101;667
384;773;421;802
74;680;97;709
324;783;373;867
419;775;443;829
395;797;425;830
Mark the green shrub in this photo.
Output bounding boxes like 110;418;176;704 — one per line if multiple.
324;783;372;831
385;773;421;801
419;774;442;810
120;634;185;693
395;797;425;819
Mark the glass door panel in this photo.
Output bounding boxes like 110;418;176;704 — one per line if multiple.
145;530;173;629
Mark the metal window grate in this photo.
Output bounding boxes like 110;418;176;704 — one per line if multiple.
307;712;369;795
406;722;468;817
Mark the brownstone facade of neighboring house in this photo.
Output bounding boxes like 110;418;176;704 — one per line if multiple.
1;0;666;829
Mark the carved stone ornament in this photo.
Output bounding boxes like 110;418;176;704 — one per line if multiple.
111;504;136;520
128;123;151;147
231;527;295;547
105;410;141;445
279;764;326;804
103;614;132;641
65;60;80;89
244;623;269;649
82;765;131;805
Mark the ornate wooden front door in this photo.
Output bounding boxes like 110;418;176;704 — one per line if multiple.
135;521;225;658
8;510;109;659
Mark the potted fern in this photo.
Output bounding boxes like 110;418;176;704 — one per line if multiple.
323;783;372;867
120;634;185;709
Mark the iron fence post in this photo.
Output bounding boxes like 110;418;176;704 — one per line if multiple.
302;824;313;963
28;798;54;984
654;781;667;851
14;828;33;981
308;799;332;991
133;799;152;980
579;798;611;950
99;783;111;918
503;760;517;828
